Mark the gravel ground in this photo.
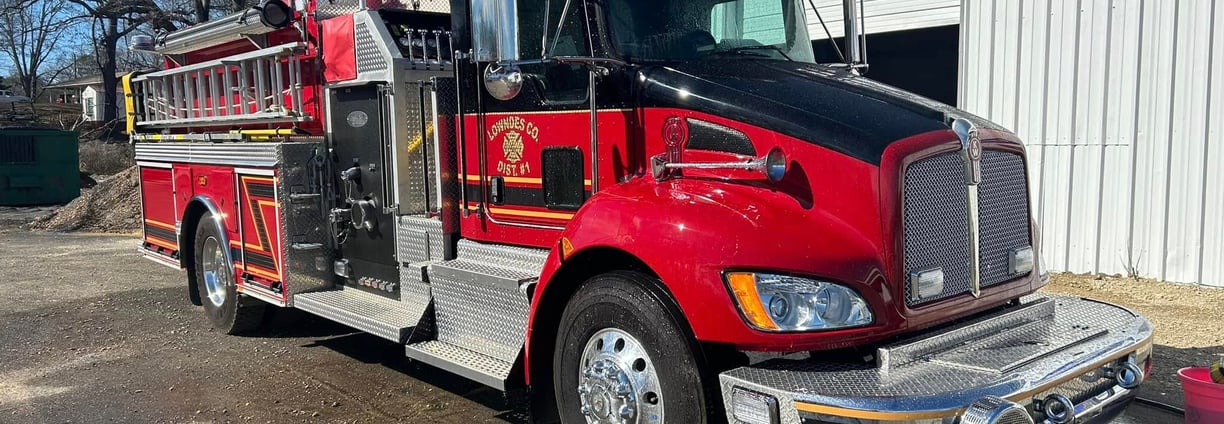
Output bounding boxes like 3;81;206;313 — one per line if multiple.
0;225;1207;423
1042;274;1224;411
0;230;512;424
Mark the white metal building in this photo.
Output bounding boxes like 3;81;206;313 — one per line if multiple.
806;1;1223;287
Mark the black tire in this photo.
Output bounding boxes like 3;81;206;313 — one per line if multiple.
553;271;708;424
193;212;265;334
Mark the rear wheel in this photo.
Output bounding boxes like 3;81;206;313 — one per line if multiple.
194;212;264;334
553;271;707;424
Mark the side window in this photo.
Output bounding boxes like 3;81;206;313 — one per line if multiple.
518;0;591;104
547;0;592;57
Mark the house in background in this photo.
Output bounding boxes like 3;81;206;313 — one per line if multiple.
45;73;127;122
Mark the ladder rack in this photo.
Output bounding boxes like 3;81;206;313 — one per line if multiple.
133;43;311;129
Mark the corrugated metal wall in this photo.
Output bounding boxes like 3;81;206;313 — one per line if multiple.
806;0;960;39
960;0;1224;287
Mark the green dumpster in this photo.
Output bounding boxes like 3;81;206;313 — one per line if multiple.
0;128;80;205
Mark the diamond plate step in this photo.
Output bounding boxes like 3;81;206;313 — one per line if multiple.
429;258;539;292
454;239;549;271
876;296;1056;370
293;288;423;342
405;340;515;390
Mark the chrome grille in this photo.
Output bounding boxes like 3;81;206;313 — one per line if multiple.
978;151;1033;285
903;149;1032;305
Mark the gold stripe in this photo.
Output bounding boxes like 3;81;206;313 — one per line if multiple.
487;207;574;220
468;108;632;116
244;264;280;280
794;403;954;420
229;239;268;253
241;175;276;184
793;335;1154;420
145;235;178;249
144;219;175;230
463;174;592;186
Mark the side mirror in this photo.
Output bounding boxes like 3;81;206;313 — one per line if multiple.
483;63;523;100
471;0;519;62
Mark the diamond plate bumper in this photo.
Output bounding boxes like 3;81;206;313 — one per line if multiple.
718;295;1153;423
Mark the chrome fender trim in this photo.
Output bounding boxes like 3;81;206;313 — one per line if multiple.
181;195;233;271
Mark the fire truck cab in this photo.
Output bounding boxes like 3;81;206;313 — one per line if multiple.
127;0;1154;422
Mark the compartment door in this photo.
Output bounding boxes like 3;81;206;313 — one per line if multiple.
140;163;178;260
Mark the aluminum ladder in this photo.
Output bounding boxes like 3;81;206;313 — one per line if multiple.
131;42;311;129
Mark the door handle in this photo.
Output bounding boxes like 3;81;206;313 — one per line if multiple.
490;176;505;205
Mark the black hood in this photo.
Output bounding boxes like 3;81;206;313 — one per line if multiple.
636;61;1004;165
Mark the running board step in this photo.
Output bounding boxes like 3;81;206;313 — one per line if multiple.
429;258;538;292
405;340;515;390
293;288;422;343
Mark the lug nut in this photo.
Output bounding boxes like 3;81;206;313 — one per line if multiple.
619;405;634;419
615;384;631;395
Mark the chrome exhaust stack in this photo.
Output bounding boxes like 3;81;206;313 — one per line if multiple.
841;0;868;72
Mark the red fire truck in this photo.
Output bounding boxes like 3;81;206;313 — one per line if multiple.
125;0;1154;422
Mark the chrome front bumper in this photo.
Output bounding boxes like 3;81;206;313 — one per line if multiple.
718;295;1154;424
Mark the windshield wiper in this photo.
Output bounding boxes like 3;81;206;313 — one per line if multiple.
711;45;794;61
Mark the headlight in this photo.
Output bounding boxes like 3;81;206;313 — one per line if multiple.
724;272;873;332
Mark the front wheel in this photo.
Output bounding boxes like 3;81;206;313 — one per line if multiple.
194;212;265;334
553;271;708;424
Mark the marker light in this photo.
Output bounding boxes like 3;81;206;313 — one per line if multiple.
726;272;778;331
1009;246;1035;276
764;147;787;182
730;387;779;424
725;272;872;332
908;268;945;303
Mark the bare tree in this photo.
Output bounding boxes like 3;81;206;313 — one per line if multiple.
194;0;209;23
0;0;76;100
65;0;185;125
196;0;250;24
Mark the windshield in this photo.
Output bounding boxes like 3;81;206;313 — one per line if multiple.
604;0;815;63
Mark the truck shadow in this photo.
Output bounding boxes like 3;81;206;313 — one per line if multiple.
301;329;528;423
1136;343;1222;413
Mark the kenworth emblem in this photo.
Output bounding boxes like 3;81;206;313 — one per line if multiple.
952;118;983;297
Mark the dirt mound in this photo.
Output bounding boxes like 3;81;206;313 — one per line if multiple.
29;166;141;233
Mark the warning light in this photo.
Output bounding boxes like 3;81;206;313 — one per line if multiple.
198;176;208;186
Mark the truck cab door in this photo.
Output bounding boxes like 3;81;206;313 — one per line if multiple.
465;0;633;234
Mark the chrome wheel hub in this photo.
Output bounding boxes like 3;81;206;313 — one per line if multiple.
578;328;663;424
200;236;229;307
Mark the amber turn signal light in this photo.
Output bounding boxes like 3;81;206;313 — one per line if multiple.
725;272;779;331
